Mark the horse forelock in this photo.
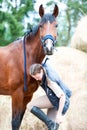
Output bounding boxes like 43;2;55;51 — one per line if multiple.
40;14;56;24
21;14;56;42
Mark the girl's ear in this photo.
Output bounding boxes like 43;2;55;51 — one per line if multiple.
40;68;44;74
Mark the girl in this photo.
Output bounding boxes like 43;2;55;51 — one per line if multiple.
27;61;72;130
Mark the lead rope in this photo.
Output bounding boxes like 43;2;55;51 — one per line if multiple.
23;35;28;92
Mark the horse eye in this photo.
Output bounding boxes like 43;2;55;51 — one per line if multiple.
40;25;43;28
55;24;58;28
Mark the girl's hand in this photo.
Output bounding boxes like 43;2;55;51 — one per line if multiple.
56;113;63;124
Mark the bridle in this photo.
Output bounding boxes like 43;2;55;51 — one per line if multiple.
40;34;57;47
40;20;57;47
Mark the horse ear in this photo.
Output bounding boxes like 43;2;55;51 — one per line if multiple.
39;4;44;17
52;4;59;17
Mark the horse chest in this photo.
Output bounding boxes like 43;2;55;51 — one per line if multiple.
27;78;39;93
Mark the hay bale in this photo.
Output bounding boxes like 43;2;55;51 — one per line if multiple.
0;47;87;130
48;47;87;130
0;96;12;130
67;90;87;130
71;15;87;52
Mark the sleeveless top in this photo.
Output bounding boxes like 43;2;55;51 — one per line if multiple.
41;73;70;115
42;58;72;98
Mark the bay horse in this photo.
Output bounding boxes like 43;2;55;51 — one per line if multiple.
0;4;59;130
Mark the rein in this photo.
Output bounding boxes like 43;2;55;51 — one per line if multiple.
23;34;28;92
23;29;33;92
22;30;57;92
22;28;38;92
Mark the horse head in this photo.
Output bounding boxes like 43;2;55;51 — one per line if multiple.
39;4;59;55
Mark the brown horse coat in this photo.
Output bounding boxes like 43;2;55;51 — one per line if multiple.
0;4;59;130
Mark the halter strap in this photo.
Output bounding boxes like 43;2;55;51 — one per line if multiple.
41;34;57;46
42;34;55;42
23;35;28;92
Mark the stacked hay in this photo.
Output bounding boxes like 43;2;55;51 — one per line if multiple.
0;96;12;130
71;15;87;52
0;47;87;130
49;47;87;130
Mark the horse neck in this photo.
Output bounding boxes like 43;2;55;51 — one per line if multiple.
25;31;45;66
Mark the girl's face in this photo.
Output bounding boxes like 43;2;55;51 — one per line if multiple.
31;69;44;81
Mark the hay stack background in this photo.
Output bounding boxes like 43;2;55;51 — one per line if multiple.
0;47;87;130
71;15;87;52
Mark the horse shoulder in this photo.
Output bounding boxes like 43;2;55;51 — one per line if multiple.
0;42;23;91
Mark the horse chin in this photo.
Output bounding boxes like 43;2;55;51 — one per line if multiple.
45;49;54;55
48;51;53;55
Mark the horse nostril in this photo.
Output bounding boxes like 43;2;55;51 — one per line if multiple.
45;46;53;54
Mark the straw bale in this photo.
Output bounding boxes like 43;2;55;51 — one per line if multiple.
71;15;87;52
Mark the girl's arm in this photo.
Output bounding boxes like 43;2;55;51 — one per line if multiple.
48;80;66;123
56;93;65;123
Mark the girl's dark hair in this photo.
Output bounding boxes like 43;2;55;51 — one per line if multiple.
29;64;43;75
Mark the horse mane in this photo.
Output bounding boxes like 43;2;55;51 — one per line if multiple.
16;13;56;41
24;14;55;38
26;13;55;35
25;25;39;38
15;26;39;42
16;14;56;41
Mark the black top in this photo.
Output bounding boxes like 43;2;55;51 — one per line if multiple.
41;73;59;110
40;73;70;115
